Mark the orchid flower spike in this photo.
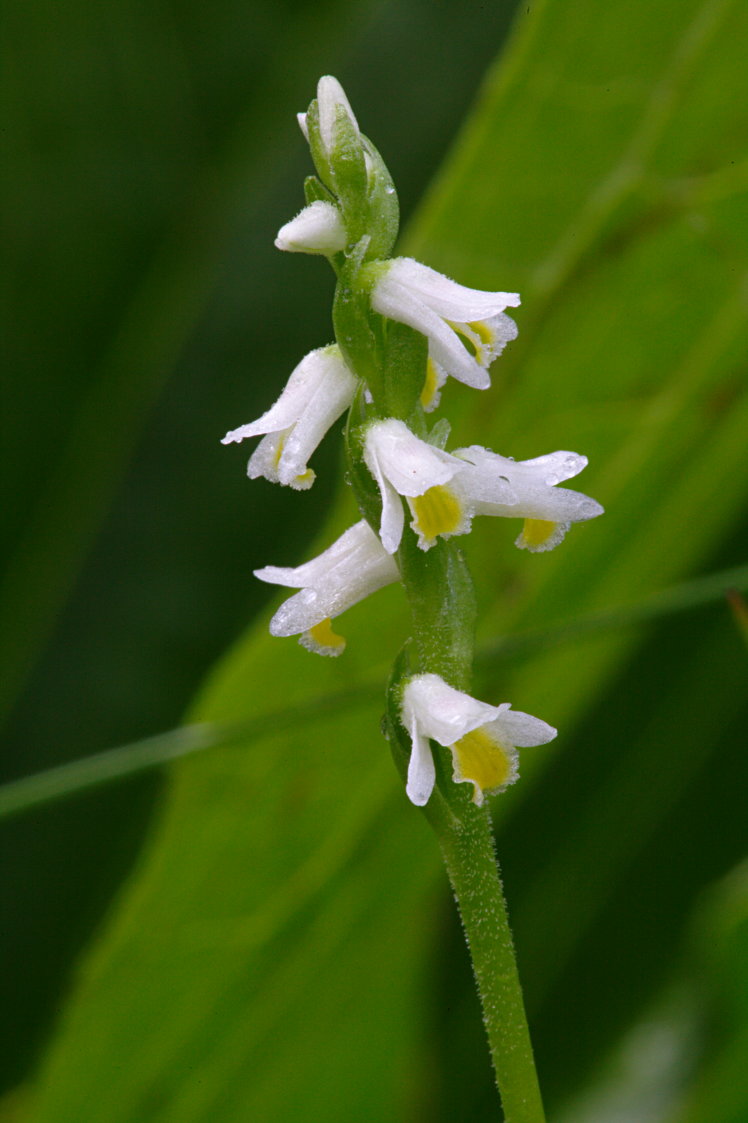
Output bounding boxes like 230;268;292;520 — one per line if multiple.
400;673;556;807
275;200;347;256
363;418;465;553
254;520;399;656
221;345;357;490
368;258;520;404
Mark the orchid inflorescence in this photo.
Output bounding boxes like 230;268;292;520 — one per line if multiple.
223;76;603;810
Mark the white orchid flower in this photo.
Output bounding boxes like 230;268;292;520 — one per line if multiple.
362;420;603;554
450;445;605;552
275;201;347;256
400;673;556;807
363;419;465;553
221;346;357;490
254;520;399;656
369;258;520;400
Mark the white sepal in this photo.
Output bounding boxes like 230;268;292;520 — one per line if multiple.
371;257;520;391
382;258;520;321
254;520;399;652
452;444;604;550
402;674;500;746
363;419;463;553
405;713;436;807
275;201;347;255
221;346;357;490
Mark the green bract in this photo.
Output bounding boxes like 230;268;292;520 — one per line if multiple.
303;77;398;260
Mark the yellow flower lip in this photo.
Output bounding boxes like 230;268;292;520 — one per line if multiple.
410;485;464;546
301;617;346;656
518;518;558;550
468;319;495;346
420;357;445;411
452;728;514;804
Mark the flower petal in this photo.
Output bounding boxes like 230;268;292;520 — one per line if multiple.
372;279;491;389
402;674;501;747
486;707;557;748
364;420;464;553
452;445;604;529
514;519;570;552
363;437;405;554
222;347;343;444
256;520;399;637
365;419;462;499
254;520;376;588
405;716;436;806
407;484;471;551
385;258;520;321
518;450;588;485
276;359;357;486
247;432;314;490
223;346;357;488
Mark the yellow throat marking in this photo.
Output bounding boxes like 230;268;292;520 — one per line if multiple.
411;486;462;541
420;358;440;409
273;434;286;469
467;319;493;346
520;518;557;548
307;618;345;652
453;728;511;793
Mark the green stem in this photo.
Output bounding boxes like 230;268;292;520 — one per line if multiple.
396;534;476;690
433;798;546;1123
395;533;544;1119
344;233;544;1117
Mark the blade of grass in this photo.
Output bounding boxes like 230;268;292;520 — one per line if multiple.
2;562;744;822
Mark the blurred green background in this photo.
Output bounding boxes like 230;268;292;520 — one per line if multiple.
2;0;747;1119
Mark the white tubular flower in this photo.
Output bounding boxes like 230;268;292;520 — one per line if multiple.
221;346;357;490
254;520;399;656
400;673;556;807
363;419;465;553
275;201;347;256
370;257;520;397
451;446;605;552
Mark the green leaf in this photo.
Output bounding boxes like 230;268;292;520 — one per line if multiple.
553;861;748;1123
670;863;748;1123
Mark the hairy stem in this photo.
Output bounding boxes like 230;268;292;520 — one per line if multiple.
397;529;544;1119
435;798;546;1122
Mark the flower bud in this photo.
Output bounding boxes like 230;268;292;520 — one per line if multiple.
275;201;347;256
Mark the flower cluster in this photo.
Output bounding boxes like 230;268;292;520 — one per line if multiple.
223;77;603;808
